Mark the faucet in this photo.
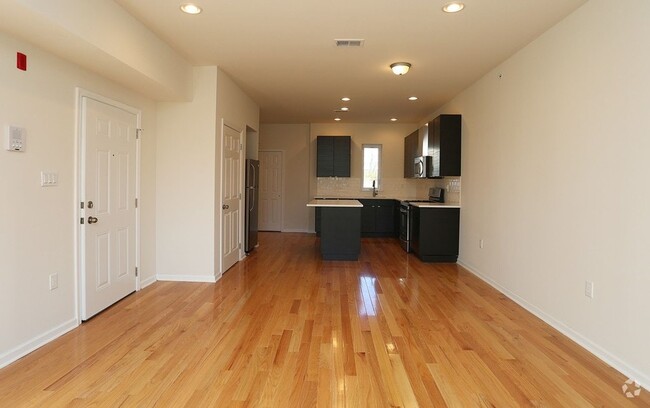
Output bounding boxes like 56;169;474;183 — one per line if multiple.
372;180;378;197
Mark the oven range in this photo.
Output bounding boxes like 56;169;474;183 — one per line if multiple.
399;187;445;252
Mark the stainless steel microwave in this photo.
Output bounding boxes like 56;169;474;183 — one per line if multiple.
414;156;433;178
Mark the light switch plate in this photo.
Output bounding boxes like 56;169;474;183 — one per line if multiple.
41;171;58;187
5;125;26;152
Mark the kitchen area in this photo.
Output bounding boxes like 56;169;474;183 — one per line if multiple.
306;114;462;262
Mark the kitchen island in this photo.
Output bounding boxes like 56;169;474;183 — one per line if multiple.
307;200;362;260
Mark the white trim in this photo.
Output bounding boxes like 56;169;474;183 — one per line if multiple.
156;274;219;283
0;318;78;370
457;259;650;390
75;88;142;322
140;275;157;289
281;229;311;233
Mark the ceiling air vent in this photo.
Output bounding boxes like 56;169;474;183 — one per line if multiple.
335;39;365;47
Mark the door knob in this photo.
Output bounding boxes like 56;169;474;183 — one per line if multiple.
88;216;99;224
222;204;229;210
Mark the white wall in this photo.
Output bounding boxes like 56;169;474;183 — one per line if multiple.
156;67;218;282
0;32;157;367
309;123;432;197
436;0;650;386
0;0;192;100
259;124;311;232
309;123;417;183
156;67;259;281
307;123;430;231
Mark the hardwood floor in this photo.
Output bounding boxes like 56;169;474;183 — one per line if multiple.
0;232;647;407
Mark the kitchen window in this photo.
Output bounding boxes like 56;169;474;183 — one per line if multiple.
362;144;381;190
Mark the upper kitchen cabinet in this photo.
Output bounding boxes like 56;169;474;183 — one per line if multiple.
403;129;419;178
317;136;351;177
428;114;462;178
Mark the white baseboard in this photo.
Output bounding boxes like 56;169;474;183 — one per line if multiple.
156;274;217;283
140;275;157;289
0;318;78;370
281;228;311;233
457;259;650;390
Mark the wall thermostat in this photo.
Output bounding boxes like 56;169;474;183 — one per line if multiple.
5;125;26;152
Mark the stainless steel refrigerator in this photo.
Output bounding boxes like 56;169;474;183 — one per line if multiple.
245;159;260;253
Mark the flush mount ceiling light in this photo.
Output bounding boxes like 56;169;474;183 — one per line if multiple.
340;107;349;111
341;97;351;102
390;62;411;76
442;2;465;13
180;3;202;14
390;118;398;122
334;118;342;121
408;96;418;101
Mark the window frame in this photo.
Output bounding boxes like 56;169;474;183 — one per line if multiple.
361;144;382;191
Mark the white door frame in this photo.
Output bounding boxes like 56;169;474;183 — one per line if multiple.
220;119;245;275
75;88;141;323
259;150;284;232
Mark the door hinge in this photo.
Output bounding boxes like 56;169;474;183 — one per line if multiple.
136;128;143;139
240;142;243;151
238;242;242;249
80;217;85;224
135;267;139;277
135;198;138;208
80;202;84;209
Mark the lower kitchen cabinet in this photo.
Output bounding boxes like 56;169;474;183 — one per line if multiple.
359;199;398;237
316;199;398;237
319;206;361;260
410;206;459;262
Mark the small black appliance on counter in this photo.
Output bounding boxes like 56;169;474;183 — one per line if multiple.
428;187;444;203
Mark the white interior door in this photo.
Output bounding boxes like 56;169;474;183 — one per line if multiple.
221;124;242;272
259;151;283;231
81;96;138;320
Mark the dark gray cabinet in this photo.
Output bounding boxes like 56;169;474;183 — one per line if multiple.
317;136;351;177
319;207;361;260
359;199;398;237
410;206;460;262
403;129;419;178
316;199;397;237
428;114;461;178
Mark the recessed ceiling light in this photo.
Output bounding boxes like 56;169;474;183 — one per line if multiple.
180;3;202;14
390;62;411;76
408;96;418;101
340;107;349;111
341;97;351;102
442;2;464;13
390;118;398;122
334;118;341;121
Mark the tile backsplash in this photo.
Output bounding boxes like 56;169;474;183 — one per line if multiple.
316;177;461;204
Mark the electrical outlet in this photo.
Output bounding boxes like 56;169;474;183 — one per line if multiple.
49;273;58;290
584;281;594;298
479;239;484;249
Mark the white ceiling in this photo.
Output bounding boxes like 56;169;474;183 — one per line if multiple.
114;0;587;124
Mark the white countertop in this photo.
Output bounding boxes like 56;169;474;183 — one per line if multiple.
409;202;461;208
314;195;426;201
307;199;363;208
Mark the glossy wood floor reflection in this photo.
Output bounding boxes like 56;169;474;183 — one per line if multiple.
1;233;648;407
